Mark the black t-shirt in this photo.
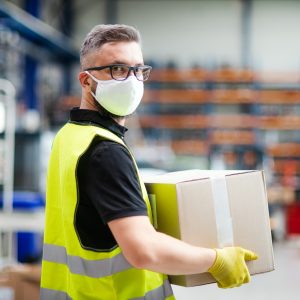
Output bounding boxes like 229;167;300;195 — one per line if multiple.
71;108;148;252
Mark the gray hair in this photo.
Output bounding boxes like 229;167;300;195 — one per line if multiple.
80;24;141;69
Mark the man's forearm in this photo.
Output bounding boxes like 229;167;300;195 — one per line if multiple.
139;230;216;275
111;216;216;275
110;216;256;288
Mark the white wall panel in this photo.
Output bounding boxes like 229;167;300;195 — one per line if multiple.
71;0;300;71
73;0;106;48
252;0;300;71
118;0;242;68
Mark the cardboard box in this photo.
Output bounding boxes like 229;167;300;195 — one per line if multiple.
144;170;275;286
0;264;41;300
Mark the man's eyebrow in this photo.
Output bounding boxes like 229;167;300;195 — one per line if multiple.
110;60;144;66
110;60;126;65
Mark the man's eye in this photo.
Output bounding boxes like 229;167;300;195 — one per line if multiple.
113;66;127;73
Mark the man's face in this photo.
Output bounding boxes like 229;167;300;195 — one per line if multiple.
88;41;144;81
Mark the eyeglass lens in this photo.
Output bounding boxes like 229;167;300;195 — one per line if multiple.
111;65;151;81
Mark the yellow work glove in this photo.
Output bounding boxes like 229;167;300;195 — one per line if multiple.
208;247;258;289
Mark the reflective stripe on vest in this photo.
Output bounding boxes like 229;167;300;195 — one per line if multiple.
41;279;173;300
43;243;132;278
40;288;71;300
131;279;173;300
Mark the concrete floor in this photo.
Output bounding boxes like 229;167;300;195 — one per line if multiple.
172;239;300;300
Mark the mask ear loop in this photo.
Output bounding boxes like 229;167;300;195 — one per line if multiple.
85;71;98;98
85;71;99;82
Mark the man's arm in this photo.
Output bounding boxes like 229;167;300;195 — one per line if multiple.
109;215;216;275
109;215;258;288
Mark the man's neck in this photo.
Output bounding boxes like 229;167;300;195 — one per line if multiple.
116;117;126;126
80;98;126;126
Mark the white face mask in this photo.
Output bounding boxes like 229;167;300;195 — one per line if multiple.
85;71;144;117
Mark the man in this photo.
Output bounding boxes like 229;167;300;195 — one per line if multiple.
40;24;257;300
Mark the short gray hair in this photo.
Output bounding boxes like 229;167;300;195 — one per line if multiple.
80;24;141;69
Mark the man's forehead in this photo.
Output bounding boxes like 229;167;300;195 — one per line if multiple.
91;41;143;65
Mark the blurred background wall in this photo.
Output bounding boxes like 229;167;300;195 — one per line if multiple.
71;0;300;71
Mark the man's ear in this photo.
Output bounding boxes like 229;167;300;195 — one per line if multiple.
78;72;92;89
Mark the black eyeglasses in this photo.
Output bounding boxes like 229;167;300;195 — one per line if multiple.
85;64;152;81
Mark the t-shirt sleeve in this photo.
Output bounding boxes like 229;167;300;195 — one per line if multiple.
83;140;148;223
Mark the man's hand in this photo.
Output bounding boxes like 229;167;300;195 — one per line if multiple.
208;247;258;288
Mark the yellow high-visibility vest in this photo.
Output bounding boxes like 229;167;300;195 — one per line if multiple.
40;122;174;300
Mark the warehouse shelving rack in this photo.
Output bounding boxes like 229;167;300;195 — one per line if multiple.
256;72;300;189
0;78;16;263
0;79;45;265
139;67;262;170
139;67;300;180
